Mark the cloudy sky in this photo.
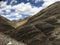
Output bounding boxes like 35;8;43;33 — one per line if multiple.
0;0;60;20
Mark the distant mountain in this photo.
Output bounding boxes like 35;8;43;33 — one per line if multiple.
0;1;60;45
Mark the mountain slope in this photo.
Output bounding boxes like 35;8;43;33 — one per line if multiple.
7;1;60;45
0;15;14;32
0;1;60;45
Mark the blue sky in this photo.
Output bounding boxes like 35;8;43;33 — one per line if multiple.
0;0;60;20
3;0;44;7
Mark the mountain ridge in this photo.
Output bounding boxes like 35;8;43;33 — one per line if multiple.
0;1;60;45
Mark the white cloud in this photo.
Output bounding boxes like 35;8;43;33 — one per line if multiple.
0;0;60;21
0;1;41;20
34;0;42;3
12;2;40;14
27;0;42;2
27;0;29;1
10;0;17;5
42;0;60;8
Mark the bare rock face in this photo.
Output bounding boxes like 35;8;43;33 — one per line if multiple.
0;33;26;45
0;1;60;45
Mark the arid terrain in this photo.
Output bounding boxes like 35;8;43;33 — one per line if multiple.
0;1;60;45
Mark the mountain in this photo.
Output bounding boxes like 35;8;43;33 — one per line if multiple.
0;1;60;45
9;1;60;45
0;15;15;32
